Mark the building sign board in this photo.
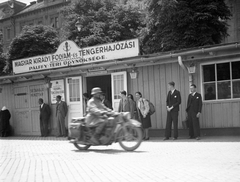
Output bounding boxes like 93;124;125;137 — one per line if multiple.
30;85;44;97
13;38;139;74
50;80;65;104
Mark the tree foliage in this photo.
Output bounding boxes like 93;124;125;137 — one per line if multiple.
0;31;5;75
5;25;60;73
0;30;3;54
60;0;145;47
0;53;7;76
143;0;232;53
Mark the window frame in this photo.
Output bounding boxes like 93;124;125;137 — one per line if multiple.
6;27;11;40
200;59;240;102
50;15;59;28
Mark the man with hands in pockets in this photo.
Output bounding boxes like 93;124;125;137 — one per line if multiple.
186;84;203;140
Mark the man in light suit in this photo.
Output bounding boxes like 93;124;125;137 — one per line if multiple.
56;95;68;137
164;81;181;140
86;87;116;144
118;90;134;118
38;98;51;137
186;84;203;140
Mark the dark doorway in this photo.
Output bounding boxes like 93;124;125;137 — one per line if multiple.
86;75;112;103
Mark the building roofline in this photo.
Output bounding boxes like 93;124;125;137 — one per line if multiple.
14;1;69;18
0;0;26;8
0;1;69;22
147;42;240;57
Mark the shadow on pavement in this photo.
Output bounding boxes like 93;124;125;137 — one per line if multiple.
1;136;239;142
145;136;240;142
0;136;67;141
72;148;146;154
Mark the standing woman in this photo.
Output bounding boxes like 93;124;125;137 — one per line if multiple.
135;92;151;140
127;94;137;119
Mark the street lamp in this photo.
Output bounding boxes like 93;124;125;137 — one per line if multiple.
130;67;138;79
75;17;82;32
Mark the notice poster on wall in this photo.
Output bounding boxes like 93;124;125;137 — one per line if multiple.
50;80;65;104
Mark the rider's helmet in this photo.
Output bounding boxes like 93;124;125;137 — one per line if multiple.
91;87;102;95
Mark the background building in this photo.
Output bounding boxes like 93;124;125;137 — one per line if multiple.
0;0;72;52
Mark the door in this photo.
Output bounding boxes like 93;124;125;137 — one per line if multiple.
111;71;127;111
13;83;48;135
66;76;83;126
14;86;30;135
29;84;48;135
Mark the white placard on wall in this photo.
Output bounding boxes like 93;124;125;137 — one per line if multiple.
50;80;65;104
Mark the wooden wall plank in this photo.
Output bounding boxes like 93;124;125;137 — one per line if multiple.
159;64;167;129
171;63;183;128
0;84;14;126
165;63;172;86
137;67;144;94
179;64;189;128
31;110;40;133
223;103;232;127
213;103;224;128
232;102;240;127
202;103;212;128
153;65;161;129
142;65;150;99
148;66;157;128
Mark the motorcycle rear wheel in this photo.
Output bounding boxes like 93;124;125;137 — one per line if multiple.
73;143;91;150
118;127;142;151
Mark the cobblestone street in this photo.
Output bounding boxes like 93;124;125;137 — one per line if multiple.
0;136;240;182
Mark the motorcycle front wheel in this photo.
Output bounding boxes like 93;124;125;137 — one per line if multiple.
73;143;91;150
118;126;143;151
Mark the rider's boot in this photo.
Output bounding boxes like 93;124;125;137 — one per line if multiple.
89;134;100;144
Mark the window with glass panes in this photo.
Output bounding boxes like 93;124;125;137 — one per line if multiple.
68;78;80;102
202;61;240;100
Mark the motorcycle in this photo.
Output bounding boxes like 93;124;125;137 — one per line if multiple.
69;112;143;151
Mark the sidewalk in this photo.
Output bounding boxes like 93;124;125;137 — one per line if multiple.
0;135;240;182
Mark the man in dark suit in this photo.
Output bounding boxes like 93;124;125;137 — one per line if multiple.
118;90;135;119
38;98;51;137
164;81;181;140
56;95;68;137
100;93;113;110
186;84;203;140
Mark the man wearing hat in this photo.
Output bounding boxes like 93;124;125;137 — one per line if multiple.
86;87;116;144
164;81;181;140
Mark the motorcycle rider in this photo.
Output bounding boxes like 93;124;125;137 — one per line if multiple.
86;87;117;144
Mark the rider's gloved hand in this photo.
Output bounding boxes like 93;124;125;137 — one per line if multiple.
111;112;120;117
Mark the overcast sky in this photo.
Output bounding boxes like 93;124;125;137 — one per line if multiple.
18;0;34;5
19;0;34;5
0;0;34;5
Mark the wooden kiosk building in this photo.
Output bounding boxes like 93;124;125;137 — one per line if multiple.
0;39;239;136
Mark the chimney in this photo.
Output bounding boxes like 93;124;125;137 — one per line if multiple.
30;1;36;5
